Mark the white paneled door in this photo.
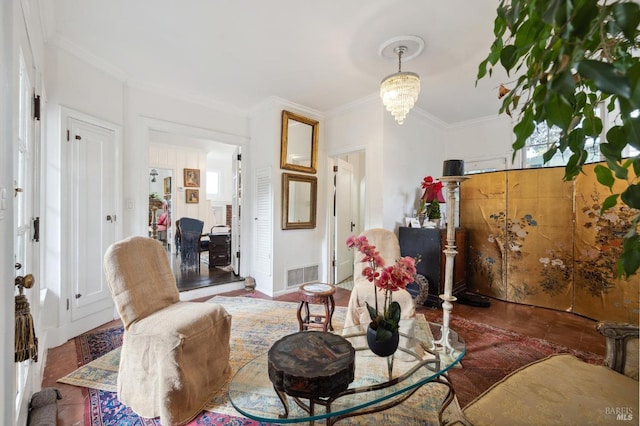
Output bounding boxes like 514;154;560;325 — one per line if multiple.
231;147;241;274
14;46;40;425
63;112;117;326
334;158;354;284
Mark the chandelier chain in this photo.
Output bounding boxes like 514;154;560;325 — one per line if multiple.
395;46;407;72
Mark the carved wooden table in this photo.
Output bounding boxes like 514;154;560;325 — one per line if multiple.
267;331;355;418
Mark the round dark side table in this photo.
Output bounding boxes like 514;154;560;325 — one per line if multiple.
267;331;355;418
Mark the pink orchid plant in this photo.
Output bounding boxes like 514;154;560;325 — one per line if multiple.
347;235;417;342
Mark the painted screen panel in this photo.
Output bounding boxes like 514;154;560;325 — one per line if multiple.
460;171;507;300
574;163;639;323
460;162;639;324
504;168;574;309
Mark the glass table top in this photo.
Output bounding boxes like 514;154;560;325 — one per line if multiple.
228;321;465;424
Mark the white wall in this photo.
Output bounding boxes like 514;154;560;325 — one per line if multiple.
43;45;125;345
325;99;452;233
250;99;328;296
445;115;517;170
247;101;277;293
325;98;384;229
382;112;447;232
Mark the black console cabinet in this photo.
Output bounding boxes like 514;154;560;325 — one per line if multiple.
399;227;467;307
208;233;231;268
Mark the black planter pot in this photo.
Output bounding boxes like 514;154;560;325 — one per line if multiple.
366;324;400;357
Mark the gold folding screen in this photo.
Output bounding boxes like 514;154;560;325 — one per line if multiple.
461;163;639;324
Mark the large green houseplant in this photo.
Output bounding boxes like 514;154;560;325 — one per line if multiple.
478;0;640;276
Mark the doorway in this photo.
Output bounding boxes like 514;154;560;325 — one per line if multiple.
148;167;173;252
146;121;245;292
332;151;365;289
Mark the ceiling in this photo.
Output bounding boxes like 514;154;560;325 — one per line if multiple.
43;0;506;126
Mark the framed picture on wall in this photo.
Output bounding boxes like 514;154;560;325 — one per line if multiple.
186;189;199;204
184;168;200;187
164;177;171;195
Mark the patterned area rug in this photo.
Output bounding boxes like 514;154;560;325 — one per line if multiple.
59;296;451;425
421;311;604;407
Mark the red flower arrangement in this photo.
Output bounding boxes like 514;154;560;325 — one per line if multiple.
420;176;445;203
346;234;417;342
418;176;445;220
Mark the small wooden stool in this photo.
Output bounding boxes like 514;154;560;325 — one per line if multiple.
297;283;336;332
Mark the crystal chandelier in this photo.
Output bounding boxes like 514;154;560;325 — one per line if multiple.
380;46;420;125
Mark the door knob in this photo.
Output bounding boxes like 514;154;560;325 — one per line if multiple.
15;274;35;292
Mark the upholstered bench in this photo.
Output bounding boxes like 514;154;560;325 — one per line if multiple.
446;321;639;425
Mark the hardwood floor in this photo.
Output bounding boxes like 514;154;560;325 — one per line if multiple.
170;251;243;292
41;287;605;426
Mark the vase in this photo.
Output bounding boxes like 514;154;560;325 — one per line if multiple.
366;324;400;357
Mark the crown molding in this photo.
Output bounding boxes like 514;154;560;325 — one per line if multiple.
54;35;128;80
250;96;324;121
448;113;511;130
410;107;450;129
127;78;247;117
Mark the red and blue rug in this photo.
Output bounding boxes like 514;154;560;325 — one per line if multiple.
77;325;271;426
71;297;603;425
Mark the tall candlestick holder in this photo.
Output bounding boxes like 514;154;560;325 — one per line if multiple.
433;175;469;354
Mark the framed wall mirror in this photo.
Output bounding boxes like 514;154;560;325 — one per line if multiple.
282;173;317;229
280;110;319;174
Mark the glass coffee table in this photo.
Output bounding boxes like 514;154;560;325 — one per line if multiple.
228;322;465;425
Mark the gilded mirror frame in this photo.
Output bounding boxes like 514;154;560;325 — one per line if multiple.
280;110;319;174
282;173;317;230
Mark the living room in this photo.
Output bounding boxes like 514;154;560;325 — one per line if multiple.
2;1;638;425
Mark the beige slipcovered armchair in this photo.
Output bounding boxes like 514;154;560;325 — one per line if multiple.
449;321;639;425
345;228;416;332
104;236;231;425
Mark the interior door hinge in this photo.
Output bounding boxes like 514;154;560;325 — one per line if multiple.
237;154;242;161
66;298;70;311
32;216;40;242
33;94;41;121
67;130;82;141
333;165;338;172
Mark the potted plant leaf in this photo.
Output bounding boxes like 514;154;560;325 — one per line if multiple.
478;0;640;276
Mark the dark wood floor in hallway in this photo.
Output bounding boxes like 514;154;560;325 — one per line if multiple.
42;287;606;425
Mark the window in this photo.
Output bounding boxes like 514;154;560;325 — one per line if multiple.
523;107;639;168
523;121;601;168
206;171;220;197
466;157;508;174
